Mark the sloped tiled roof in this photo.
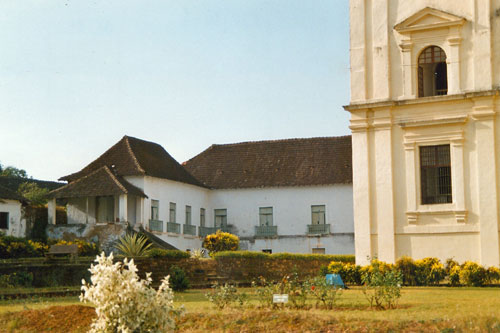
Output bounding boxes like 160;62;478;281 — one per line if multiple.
49;166;147;199
0;184;27;203
61;136;203;187
184;136;352;189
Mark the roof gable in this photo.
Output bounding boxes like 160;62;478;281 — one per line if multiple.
394;7;465;34
50;166;147;199
184;136;352;189
61;136;203;187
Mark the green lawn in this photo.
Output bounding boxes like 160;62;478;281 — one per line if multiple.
1;287;499;331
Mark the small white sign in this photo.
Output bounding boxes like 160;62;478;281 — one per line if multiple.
273;294;289;303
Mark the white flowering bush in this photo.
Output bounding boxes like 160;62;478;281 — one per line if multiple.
80;252;182;333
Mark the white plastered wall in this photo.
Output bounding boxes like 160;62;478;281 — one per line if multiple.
0;200;25;237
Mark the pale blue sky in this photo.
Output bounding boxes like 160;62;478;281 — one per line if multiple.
0;0;350;181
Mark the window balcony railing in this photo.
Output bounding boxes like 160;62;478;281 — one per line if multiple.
199;226;217;238
167;222;180;234
218;225;236;235
183;224;197;236
149;219;163;233
307;223;330;235
255;225;278;237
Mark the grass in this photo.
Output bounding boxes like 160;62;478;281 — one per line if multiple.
0;287;499;331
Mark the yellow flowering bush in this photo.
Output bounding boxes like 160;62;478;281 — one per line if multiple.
81;252;182;332
55;239;99;256
459;261;487;287
202;231;239;255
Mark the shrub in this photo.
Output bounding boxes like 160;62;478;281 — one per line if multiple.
213;251;355;263
115;233;152;257
189;248;205;259
445;258;459;275
309;276;343;309
449;265;461;286
487;266;500;284
395;256;417;286
251;276;281;308
362;265;403;310
414;257;445;285
459;261;487;287
169;265;190;291
54;239;99;257
205;282;246;309
203;231;239;255
0;235;41;258
80;252;182;332
147;248;190;259
0;272;33;288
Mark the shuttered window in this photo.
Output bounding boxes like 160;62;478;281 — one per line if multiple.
420;145;452;204
311;205;326;225
259;207;273;226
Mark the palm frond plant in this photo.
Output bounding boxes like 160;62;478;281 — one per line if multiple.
115;233;153;257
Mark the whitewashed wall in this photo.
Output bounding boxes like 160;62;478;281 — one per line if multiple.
67;197;97;224
210;185;354;254
0;200;25;237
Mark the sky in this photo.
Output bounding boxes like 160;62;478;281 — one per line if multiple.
0;0;351;182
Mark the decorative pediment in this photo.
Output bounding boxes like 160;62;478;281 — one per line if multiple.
394;7;465;34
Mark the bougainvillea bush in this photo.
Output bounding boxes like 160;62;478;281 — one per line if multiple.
80;252;182;333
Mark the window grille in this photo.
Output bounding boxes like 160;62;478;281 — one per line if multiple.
420;145;452;204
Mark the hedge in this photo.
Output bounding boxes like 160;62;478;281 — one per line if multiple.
213;251;355;263
147;249;190;259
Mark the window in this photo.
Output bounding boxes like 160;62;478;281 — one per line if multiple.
259;207;273;226
200;208;205;227
312;248;325;254
185;205;191;225
418;46;447;97
0;212;8;229
151;200;159;220
169;202;176;222
311;205;326;225
420;145;452;204
214;209;227;228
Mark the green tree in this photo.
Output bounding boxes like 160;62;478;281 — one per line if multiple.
17;182;49;205
0;165;28;178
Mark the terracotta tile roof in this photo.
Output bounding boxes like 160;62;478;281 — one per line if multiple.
49;166;147;199
0;184;27;203
184;136;352;189
60;136;203;187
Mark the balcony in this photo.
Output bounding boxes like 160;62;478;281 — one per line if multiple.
307;223;330;235
183;224;197;236
167;222;180;234
149;219;163;233
199;226;217;238
255;225;278;237
219;225;236;235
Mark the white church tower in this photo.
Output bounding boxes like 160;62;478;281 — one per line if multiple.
344;0;500;266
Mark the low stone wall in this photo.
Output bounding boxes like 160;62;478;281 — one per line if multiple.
0;256;331;288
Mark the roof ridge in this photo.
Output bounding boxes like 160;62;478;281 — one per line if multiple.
52;166;109;194
103;165;128;193
124;136;146;174
209;135;351;148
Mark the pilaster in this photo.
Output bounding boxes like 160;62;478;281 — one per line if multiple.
119;194;128;223
471;99;500;266
47;198;56;225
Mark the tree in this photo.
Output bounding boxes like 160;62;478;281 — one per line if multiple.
17;182;49;205
0;166;28;179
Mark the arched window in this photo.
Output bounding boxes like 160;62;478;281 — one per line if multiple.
418;46;448;97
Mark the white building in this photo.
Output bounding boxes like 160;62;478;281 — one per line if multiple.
0;184;27;238
48;135;354;254
345;1;500;266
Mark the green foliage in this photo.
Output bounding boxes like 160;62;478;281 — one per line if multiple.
459;261;487;287
0;166;28;179
362;262;403;310
395;256;418;286
213;250;355;263
285;271;310;309
17;182;49;206
251;276;281;308
449;265;461;286
487;266;500;284
115;233;152;258
0;271;33;288
169;265;190;291
203;231;239;255
147;248;190;259
445;258;459;275
0;234;42;258
309;276;343;309
205;282;247;309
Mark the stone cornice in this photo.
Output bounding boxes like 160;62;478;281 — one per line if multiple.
343;89;500;112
